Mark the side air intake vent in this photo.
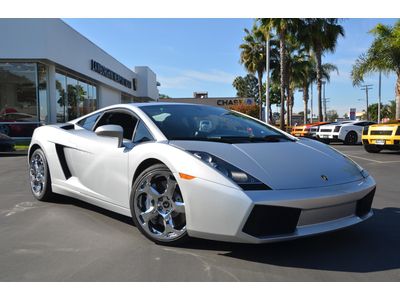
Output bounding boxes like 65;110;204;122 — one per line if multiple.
55;144;72;179
60;124;75;130
356;188;376;218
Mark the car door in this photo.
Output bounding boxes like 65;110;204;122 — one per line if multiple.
64;109;138;209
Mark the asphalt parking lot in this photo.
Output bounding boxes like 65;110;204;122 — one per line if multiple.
0;144;399;281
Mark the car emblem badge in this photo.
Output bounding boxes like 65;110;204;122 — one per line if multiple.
321;175;328;181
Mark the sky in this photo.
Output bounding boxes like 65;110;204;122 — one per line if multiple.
64;18;398;117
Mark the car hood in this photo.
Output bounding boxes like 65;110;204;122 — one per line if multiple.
169;138;364;190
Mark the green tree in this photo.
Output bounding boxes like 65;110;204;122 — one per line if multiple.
260;19;301;129
298;57;338;124
301;19;344;122
159;94;170;99
327;109;339;122
232;74;260;99
351;20;400;119
239;24;266;120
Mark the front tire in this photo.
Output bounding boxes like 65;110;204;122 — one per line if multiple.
130;163;188;245
364;144;382;153
29;148;54;201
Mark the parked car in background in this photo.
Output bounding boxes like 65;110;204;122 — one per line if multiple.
317;121;376;145
0;133;15;152
362;120;400;153
0;112;39;138
291;122;330;138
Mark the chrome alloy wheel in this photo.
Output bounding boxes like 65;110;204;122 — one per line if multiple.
133;170;186;241
29;152;47;197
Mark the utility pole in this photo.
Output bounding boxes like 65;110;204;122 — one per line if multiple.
378;72;382;123
265;36;270;124
310;82;313;123
360;84;373;120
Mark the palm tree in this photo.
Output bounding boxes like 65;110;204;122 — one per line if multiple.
298;57;338;124
351;20;400;120
260;19;300;130
239;24;266;120
301;19;344;122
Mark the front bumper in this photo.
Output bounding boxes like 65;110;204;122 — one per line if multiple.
179;174;376;243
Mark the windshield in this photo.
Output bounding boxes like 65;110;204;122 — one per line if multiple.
140;104;293;143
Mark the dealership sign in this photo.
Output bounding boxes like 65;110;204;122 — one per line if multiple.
216;98;254;106
91;60;132;89
349;108;356;120
160;97;254;107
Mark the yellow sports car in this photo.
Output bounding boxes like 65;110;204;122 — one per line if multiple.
362;120;400;153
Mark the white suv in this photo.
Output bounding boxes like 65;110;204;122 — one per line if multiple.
317;121;376;145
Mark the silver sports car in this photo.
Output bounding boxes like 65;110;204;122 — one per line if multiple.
28;103;376;245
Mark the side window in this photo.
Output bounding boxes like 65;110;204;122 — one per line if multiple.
78;112;102;131
133;121;154;143
95;111;138;140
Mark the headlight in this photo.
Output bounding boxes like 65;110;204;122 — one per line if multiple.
189;151;271;190
334;126;341;132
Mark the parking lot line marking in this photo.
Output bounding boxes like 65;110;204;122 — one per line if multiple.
347;154;400;164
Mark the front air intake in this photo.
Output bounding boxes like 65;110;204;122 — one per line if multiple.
242;205;301;237
355;188;376;218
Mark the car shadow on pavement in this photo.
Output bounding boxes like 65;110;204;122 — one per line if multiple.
48;195;134;226
44;194;400;273
179;207;400;273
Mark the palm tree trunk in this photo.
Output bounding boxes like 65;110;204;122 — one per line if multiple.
286;85;291;126
316;49;323;122
303;83;309;124
257;71;263;120
279;34;286;130
396;72;400;120
269;103;274;124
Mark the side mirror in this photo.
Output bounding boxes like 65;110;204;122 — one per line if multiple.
95;125;124;147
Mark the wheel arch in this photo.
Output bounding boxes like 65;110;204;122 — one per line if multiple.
28;143;42;160
131;158;166;187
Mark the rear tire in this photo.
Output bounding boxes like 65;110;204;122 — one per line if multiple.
29;148;55;201
130;163;188;246
344;131;358;145
364;145;382;153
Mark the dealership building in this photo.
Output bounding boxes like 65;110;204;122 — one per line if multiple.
0;19;159;141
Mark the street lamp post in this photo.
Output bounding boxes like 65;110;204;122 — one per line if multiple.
265;36;270;124
321;80;327;121
378;71;382;123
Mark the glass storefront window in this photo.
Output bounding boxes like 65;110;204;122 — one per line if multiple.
121;92;133;103
56;71;97;122
77;81;88;117
37;63;48;123
55;72;67;123
0;62;39;138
